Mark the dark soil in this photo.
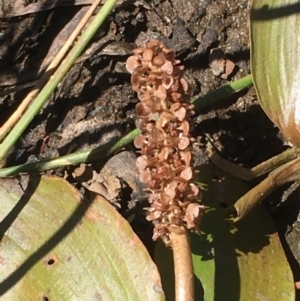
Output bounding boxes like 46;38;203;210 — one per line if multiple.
0;0;300;299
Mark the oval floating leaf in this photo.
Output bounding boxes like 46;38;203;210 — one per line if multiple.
155;164;294;301
0;175;164;301
251;0;300;145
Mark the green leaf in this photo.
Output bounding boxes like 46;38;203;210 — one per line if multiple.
155;164;294;301
0;175;165;301
251;0;300;145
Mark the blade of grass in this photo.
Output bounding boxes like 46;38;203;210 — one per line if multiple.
0;0;118;162
0;74;254;177
191;74;253;113
0;129;141;177
0;0;103;142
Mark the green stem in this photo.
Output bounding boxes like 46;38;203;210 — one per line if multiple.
0;74;253;176
192;74;253;113
0;129;140;177
0;0;118;162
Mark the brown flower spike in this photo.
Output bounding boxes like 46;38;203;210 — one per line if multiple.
126;40;204;242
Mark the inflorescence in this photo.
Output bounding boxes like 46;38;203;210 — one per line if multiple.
126;40;204;242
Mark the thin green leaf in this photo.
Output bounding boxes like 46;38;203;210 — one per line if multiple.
191;74;253;113
0;0;118;161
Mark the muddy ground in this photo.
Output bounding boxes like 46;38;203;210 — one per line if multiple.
0;0;300;298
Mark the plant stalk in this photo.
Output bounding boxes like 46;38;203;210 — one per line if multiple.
208;142;300;180
192;74;253;113
0;0;102;142
0;74;253;175
224;156;300;222
0;0;118;162
170;227;194;301
0;129;140;177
